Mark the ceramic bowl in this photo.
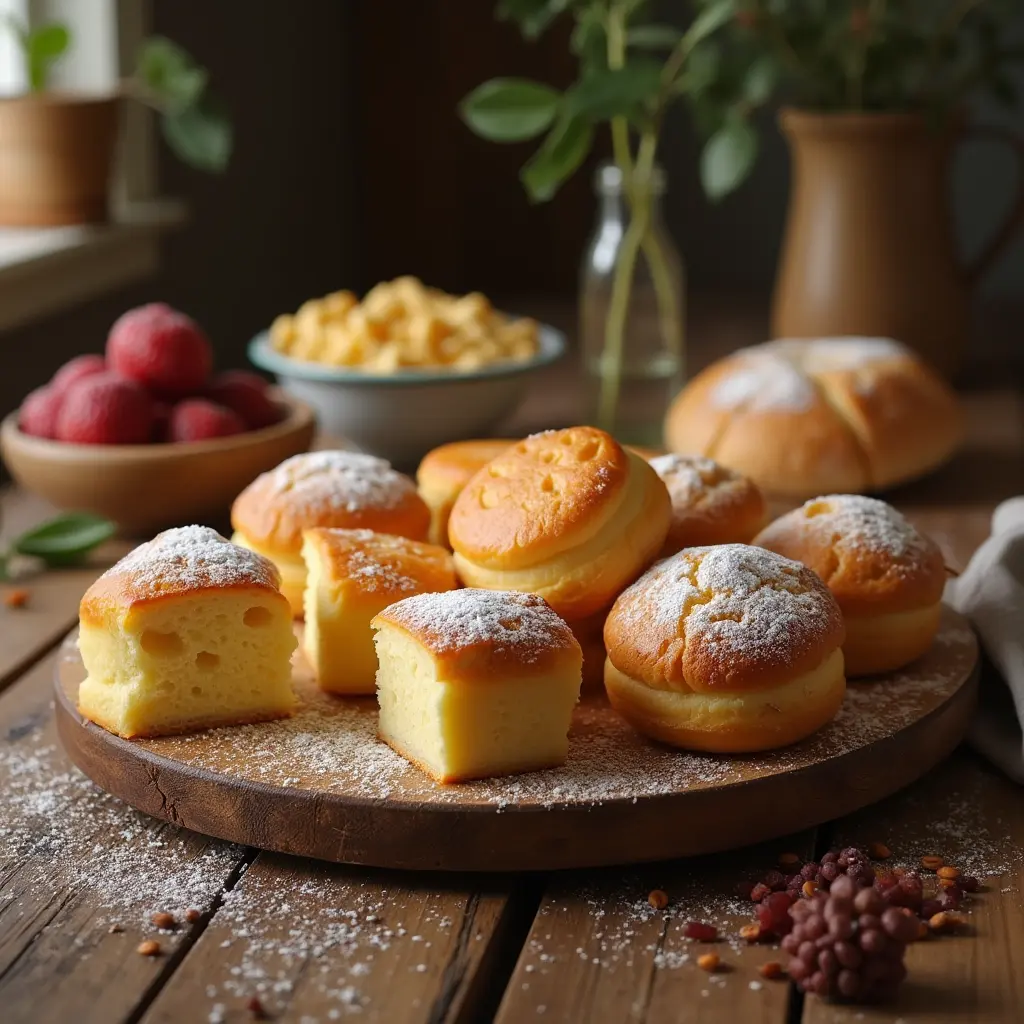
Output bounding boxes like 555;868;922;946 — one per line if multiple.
247;324;566;469
0;390;316;537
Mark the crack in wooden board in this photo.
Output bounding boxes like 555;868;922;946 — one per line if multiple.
139;854;518;1024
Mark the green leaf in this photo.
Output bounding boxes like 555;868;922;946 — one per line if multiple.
497;0;568;39
700;117;757;200
674;40;722;96
26;22;70;92
137;35;208;113
567;60;663;120
743;55;778;105
520;115;593;202
570;7;607;71
626;24;683;50
680;0;736;55
13;513;115;565
460;78;560;142
162;94;232;173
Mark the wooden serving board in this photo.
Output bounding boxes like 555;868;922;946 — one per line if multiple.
54;606;978;872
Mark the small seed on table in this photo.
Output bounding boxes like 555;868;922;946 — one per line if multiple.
137;940;161;956
185;908;202;923
4;588;29;608
151;912;176;930
920;855;945;871
868;841;891;860
778;852;800;869
697;953;720;972
739;923;761;942
759;961;784;979
929;912;962;933
647;889;668;910
937;866;960;880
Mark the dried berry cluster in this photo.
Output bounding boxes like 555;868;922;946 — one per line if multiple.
784;876;918;1002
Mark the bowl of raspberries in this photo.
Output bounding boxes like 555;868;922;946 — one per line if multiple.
1;302;316;536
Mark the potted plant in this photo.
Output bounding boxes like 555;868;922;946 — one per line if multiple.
460;0;735;440
0;19;231;226
684;0;1024;376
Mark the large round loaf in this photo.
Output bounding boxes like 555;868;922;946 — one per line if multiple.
664;337;962;499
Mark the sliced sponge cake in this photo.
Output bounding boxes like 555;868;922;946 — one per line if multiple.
78;526;297;738
301;528;457;694
372;589;582;783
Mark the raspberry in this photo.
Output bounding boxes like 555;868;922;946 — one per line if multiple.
55;374;153;445
51;354;107;395
169;399;244;443
19;386;64;438
107;303;212;398
205;370;280;430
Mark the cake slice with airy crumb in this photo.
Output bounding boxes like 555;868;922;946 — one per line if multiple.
77;526;297;738
371;589;583;783
301;528;457;694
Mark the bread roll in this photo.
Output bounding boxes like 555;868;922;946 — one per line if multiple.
650;453;768;556
78;526;297;738
416;438;517;547
664;338;962;499
448;426;671;622
372;589;582;783
301;528;457;694
231;451;430;615
604;544;846;753
754;495;946;676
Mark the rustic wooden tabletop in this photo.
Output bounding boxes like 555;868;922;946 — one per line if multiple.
2;305;1024;1023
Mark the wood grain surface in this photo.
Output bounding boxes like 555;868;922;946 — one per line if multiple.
54;608;978;872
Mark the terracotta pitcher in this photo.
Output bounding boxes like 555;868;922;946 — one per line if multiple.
771;109;1024;378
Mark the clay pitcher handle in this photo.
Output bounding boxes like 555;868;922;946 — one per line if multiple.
962;125;1024;287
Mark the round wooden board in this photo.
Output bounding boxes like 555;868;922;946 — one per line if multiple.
55;606;978;872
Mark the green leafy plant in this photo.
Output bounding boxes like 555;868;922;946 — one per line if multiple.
460;0;736;429
0;513;115;580
2;20;231;173
686;0;1024;199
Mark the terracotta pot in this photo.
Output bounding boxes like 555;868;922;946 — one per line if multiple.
0;92;120;226
771;109;1024;378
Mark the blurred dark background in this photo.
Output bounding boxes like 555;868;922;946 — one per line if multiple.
3;0;1022;418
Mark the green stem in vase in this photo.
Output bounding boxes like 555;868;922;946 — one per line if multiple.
640;226;684;389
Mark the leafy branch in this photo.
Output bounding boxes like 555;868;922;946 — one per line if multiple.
0;513;115;581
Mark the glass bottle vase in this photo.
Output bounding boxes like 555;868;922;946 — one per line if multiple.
579;162;685;447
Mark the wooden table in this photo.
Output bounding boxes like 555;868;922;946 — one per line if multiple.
2;369;1024;1022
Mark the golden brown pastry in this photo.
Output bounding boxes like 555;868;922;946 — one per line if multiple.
448;426;671;622
649;453;768;556
78;526;297;739
604;544;846;753
231;450;430;615
372;589;583;782
416;438;517;547
664;337;962;499
754;495;946;676
301;528;457;694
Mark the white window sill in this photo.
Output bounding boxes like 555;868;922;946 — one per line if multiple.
0;199;186;333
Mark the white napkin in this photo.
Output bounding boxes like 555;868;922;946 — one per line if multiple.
945;496;1024;783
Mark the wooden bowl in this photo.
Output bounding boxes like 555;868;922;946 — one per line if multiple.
0;391;316;537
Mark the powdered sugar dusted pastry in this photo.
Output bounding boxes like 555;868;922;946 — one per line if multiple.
448;426;671;622
301;528;457;694
372;589;582;783
754;495;946;676
650;453;768;555
78;526;297;739
604;544;846;753
664;337;962;499
231;450;430;615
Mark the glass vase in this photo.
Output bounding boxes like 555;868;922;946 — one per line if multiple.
580;162;685;447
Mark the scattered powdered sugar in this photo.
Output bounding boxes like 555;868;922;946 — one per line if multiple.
96;525;279;598
649;454;725;501
313;529;442;596
378;588;576;660
110;611;975;812
710;336;908;414
763;494;933;563
615;544;839;670
265;451;417;513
